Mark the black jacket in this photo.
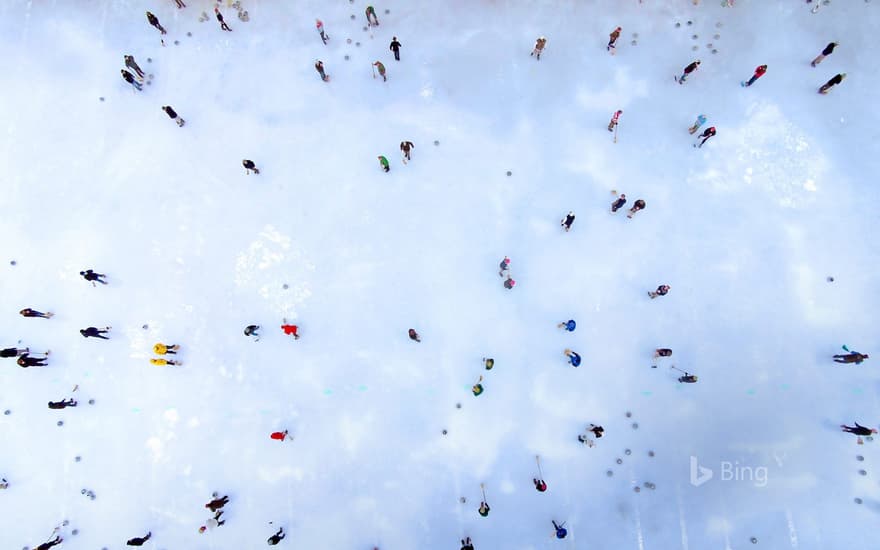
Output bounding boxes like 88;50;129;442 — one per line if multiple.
822;42;836;56
389;40;402;51
163;106;178;118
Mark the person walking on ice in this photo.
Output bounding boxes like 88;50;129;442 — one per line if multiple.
17;351;49;367
408;328;421;342
648;284;670;299
281;322;300;340
48;398;77;410
653;348;672;367
834;351;869;364
552;521;568;539
742;64;767;87
608;110;622;132
611;193;626;213
81;269;108;285
841;423;877;444
377;155;390;172
150;357;182;366
206;495;229;512
400;140;414;163
564;348;581;367
242;159;260;175
146;11;167;35
694;126;716;148
81;326;111;339
678;60;700;84
561;211;575;232
20;308;53;319
124;55;145;79
365;5;379;27
154;343;180;355
627;199;646;218
607;27;621;53
498;256;510;277
818;73;846;94
162;106;186;127
214;7;232;31
315;60;329;81
503;276;516;290
126;532;152;546
121;69;142;91
530;36;547;59
688;114;707;134
557;319;576;332
244;325;261;340
389;36;402;61
373;61;386;81
316;19;329;44
811;42;837;67
1;347;29;358
34;536;63;550
460;537;475;550
270;429;292;442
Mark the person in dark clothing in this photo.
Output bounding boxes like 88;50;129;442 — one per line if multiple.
611;193;626;213
552;521;567;539
389;37;402;60
818;73;846;94
478;501;490;517
215;7;232;31
124;55;145;78
80;269;108;285
18;352;49;367
834;352;869;364
365;5;379;26
649;284;671;299
679;373;698;383
162;106;185;127
146;11;167;34
460;537;474;550
503;276;516;290
36;537;63;550
841;423;877;436
498;256;510;277
126;531;152;546
121;69;142;91
1;347;28;358
588;424;604;438
20;308;53;319
48;399;77;409
654;348;673;358
206;495;229;512
678;60;700;84
315;60;328;81
174;0;186;7
533;478;547;492
811;42;838;67
244;324;260;341
561;211;575;232
267;527;285;545
564;348;581;367
695;126;716;148
743;64;767;87
400;141;414;163
627;199;646;218
81;326;111;339
408;328;421;342
243;159;260;175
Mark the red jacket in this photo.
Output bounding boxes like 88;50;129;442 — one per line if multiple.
754;65;767;77
281;324;298;336
270;431;287;441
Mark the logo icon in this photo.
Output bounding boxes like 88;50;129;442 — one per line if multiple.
690;456;713;487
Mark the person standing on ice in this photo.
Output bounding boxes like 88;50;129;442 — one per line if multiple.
17;352;49;367
611;193;626;213
811;42;837;67
560;211;575;232
316;19;329;44
146;11;167;35
400;140;414;163
607;27;621;53
20;308;53;319
81;269;108;285
267;526;285;545
648;284;670;299
206;495;229;512
281;323;300;340
408;329;421;342
498;256;510;277
1;347;28;358
695;126;716;148
552;521;568;539
373;61;387;81
242;159;260;175
377;155;390;172
270;429;292;442
126;532;152;546
121;69;142;91
460;537;475;550
48;398;77;410
627;199;646;218
214;7;232;31
557;319;576;332
124;55;145;79
818;73;846;94
564;348;581;367
315;60;328;81
678;60;700;84
607;110;622;132
834;351;869;364
162;106;186;127
365;5;379;27
688;114;707;134
742;64;767;87
530;36;547;59
81;326;111;339
389;37;402;61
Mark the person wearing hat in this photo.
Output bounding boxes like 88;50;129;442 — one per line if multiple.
531;36;547;59
17;352;49;367
818;73;846;94
267;527;285;545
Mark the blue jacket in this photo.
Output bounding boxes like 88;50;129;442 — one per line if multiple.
564;320;576;332
569;352;581;367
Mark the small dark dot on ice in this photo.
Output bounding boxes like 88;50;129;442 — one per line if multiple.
459;496;466;503
187;31;192;37
455;403;461;409
687;20;693;25
346;38;352;44
385;9;390;13
4;410;10;415
857;455;864;461
57;420;64;426
692;34;699;40
88;399;95;405
71;529;78;535
716;22;723;28
631;40;637;46
648;450;655;457
859;469;867;476
434;140;440;146
616;458;623;465
75;456;81;462
675;22;681;28
506;171;512;176
282;283;289;289
143;324;149;330
147;57;152;62
632;422;639;429
633;486;640;493
147;80;153;85
442;429;447;435
625;411;632;418
344;55;350;60
363;26;368;31
9;260;16;265
174;40;180;45
356;42;361;47
712;49;719;54
827;276;835;282
350;14;356;19
751;537;758;544
99;97;105;102
625;449;631;455
855;497;863;504
714;34;721;39
606;470;613;477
